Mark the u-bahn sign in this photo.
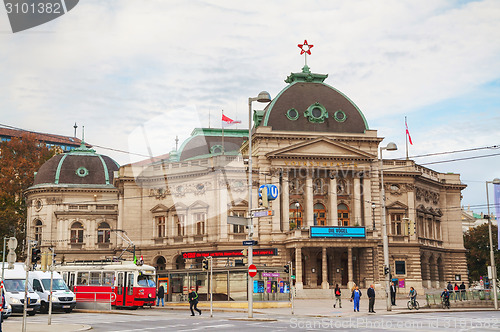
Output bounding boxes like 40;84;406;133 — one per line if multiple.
310;226;366;238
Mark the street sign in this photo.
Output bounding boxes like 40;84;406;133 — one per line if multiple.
227;216;248;226
291;275;296;279
262;272;280;277
7;237;17;250
248;264;257;278
243;240;258;246
252;210;274;218
258;184;278;201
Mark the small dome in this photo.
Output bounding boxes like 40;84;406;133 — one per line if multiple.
260;66;368;133
32;142;119;187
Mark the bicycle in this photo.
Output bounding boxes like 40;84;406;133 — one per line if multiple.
407;298;419;310
441;297;450;309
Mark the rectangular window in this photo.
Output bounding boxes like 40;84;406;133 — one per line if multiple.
102;272;115;286
77;272;89;285
391;213;403;235
395;261;406;275
233;225;245;233
194;212;206;235
90;272;102;286
175;215;185;236
71;229;84;243
156;216;166;237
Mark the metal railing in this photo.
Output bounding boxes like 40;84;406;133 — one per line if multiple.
426;290;500;306
74;291;115;310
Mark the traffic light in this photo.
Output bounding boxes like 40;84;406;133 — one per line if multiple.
41;251;48;271
241;249;248;264
384;266;390;275
31;247;41;264
284;265;290;274
202;259;208;271
259;186;269;208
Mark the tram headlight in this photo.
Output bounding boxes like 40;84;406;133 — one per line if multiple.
148;293;152;298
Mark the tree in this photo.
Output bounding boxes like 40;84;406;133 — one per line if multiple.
464;223;500;282
0;133;53;254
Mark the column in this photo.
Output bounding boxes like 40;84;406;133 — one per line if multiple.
322;247;329;289
282;172;290;232
363;177;372;228
329;177;338;226
295;247;303;290
219;176;228;240
354;177;361;226
347;247;354;290
272;174;281;232
305;174;313;227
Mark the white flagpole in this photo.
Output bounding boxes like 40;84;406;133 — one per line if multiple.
221;110;225;155
405;116;409;160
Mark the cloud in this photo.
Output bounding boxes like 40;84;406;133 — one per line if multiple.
1;0;500;211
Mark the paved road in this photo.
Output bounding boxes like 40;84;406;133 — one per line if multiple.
5;309;500;331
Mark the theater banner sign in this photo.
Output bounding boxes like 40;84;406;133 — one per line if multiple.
310;226;366;238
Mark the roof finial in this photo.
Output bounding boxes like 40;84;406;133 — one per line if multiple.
82;125;85;143
175;136;179;151
73;122;78;138
298;40;314;70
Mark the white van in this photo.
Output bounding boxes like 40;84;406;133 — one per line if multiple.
29;270;76;313
2;263;41;315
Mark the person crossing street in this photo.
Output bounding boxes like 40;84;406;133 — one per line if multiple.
189;289;202;316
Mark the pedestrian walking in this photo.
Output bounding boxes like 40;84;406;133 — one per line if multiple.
459;282;466;301
390;281;397;305
447;281;453;300
333;284;342;308
188;289;202;316
367;284;376;313
351;286;362;312
156;284;165;307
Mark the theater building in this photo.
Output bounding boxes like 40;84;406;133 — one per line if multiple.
26;65;468;298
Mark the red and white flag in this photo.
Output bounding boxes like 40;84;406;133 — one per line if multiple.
405;118;413;145
222;114;241;127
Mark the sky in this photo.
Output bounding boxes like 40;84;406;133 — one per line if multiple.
1;0;500;213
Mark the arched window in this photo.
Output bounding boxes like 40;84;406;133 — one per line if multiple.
155;256;166;271
338;203;350;226
70;222;84;243
34;220;43;243
289;202;303;229
314;203;326;226
97;222;111;243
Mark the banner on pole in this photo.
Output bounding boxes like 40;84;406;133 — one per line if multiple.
494;183;500;250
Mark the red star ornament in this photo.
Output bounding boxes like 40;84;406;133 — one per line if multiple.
298;40;314;55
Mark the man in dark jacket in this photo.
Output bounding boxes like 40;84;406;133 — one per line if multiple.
459;282;466;301
367;284;376;313
156;285;165;307
390;282;396;305
189;289;202;316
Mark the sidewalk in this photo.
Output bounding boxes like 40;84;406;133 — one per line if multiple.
2;321;91;331
150;298;498;318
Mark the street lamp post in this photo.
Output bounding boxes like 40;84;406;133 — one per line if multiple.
247;91;271;319
485;178;500;310
379;142;397;312
295;202;300;228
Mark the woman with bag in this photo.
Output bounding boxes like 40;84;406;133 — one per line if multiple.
351;286;362;312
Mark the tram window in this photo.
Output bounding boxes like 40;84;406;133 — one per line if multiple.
90;272;102;286
62;272;68;284
128;275;133;288
69;273;75;288
117;273;124;287
77;272;89;285
137;274;156;287
103;272;115;286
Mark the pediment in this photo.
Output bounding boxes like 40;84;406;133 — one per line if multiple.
266;137;375;160
189;200;209;210
168;202;187;212
386;201;408;210
150;204;169;213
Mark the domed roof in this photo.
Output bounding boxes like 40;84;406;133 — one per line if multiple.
258;66;368;133
32;142;119;188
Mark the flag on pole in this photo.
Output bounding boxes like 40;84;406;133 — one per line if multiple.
494;183;500;250
222;114;241;127
405;118;413;145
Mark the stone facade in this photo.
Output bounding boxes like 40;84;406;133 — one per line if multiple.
25;66;469;295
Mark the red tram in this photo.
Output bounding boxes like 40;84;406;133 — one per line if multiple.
57;261;156;309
